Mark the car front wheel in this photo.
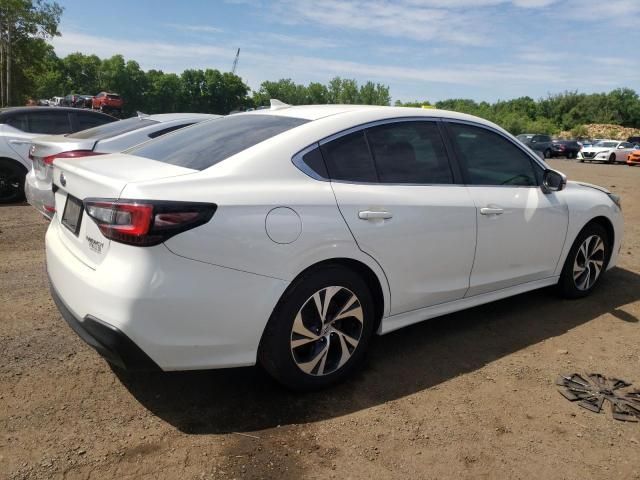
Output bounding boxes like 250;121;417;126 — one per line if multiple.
259;265;376;390
558;223;610;299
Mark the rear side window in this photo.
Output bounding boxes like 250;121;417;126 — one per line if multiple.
129;114;309;170
447;122;538;187
366;121;452;184
320;131;377;183
68;117;157;140
76;111;116;131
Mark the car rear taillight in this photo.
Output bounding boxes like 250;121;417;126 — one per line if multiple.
84;199;216;246
42;150;105;166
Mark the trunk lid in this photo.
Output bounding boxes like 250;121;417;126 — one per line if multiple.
30;135;95;180
52;153;196;269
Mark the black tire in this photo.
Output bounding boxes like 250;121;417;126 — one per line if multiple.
608;153;616;164
579;158;585;163
258;264;376;391
557;222;610;299
0;159;27;204
544;149;552;159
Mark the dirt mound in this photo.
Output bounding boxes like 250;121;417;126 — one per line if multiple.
558;123;640;140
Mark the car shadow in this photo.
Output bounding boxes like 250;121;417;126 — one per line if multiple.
113;266;640;434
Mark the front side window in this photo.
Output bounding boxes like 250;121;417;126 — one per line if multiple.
447;122;538;187
366;121;452;184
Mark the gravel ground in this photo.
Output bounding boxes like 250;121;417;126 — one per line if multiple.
1;159;639;480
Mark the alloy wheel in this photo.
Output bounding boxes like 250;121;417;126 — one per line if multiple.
573;235;605;291
290;286;364;376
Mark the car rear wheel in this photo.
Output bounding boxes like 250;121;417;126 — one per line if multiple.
259;265;376;391
0;159;27;204
558;223;610;299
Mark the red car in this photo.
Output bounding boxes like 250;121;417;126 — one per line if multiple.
92;92;123;115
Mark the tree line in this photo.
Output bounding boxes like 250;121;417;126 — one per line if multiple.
2;0;639;136
396;89;640;135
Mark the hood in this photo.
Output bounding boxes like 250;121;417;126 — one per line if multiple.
567;180;610;195
581;146;613;153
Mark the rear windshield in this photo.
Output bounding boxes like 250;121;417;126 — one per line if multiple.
128;114;309;170
107;94;121;99
67;117;158;140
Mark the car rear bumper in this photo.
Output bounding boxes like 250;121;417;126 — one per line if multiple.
49;279;160;371
46;219;289;371
627;156;640;164
25;169;54;219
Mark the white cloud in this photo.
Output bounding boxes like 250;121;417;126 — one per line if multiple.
165;23;223;34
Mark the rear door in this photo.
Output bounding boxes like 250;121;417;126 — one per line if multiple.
444;121;568;296
325;119;477;315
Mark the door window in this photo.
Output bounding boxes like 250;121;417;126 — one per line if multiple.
320;130;377;183
447;122;538;187
26;111;72;134
366;121;452;184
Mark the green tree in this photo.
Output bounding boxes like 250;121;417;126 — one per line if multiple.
0;0;63;105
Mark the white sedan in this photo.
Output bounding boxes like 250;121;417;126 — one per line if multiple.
46;103;623;390
578;140;637;163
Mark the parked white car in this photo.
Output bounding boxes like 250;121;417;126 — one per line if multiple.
46;104;623;390
25;113;219;218
578;140;637;163
0;107;115;203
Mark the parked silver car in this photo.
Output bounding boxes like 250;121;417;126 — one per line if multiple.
25;113;219;218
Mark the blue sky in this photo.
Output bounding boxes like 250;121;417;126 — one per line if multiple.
52;0;639;103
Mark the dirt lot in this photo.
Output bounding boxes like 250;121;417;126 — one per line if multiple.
1;160;639;480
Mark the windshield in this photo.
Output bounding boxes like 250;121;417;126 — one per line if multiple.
128;114;309;170
67;117;158;140
594;141;618;148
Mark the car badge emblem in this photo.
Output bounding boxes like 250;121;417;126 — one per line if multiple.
60;172;66;187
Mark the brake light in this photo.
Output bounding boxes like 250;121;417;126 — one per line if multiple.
42;150;105;166
84;199;217;246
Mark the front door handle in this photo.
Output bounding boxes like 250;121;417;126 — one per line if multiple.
358;210;393;220
9;139;31;145
480;207;504;216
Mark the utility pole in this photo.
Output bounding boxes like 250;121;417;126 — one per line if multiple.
231;48;240;75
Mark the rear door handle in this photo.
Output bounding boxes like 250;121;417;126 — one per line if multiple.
480;207;504;216
358;210;393;220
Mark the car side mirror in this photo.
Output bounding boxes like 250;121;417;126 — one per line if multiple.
542;169;566;193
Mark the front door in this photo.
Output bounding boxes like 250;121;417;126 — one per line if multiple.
445;121;569;296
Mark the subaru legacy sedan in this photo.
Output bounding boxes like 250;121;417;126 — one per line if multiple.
46;104;623;390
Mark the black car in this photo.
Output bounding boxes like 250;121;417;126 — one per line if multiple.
0;107;117;203
550;140;581;159
628;136;640;147
516;133;553;158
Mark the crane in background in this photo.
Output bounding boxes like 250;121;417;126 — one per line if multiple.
231;48;240;74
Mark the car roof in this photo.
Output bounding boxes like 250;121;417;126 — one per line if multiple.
240;104;498;127
0;106;98;115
